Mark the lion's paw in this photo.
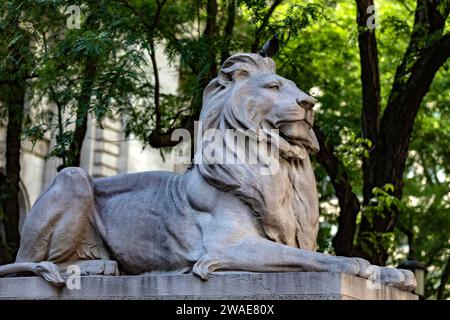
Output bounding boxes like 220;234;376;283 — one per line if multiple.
193;259;212;281
328;256;361;276
354;257;372;279
366;266;416;292
328;257;416;292
34;261;66;287
193;256;222;281
73;260;120;276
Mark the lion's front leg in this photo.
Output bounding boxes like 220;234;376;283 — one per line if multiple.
193;236;416;292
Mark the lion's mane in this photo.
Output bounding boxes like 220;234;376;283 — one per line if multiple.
194;53;319;251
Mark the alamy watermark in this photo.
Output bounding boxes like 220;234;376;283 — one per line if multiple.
66;5;81;30
66;264;81;290
366;4;381;30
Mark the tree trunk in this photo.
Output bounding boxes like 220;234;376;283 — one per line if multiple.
251;0;283;52
355;1;450;265
0;172;14;264
221;0;236;64
149;41;161;134
314;126;360;256
355;0;381;204
64;58;97;168
204;0;218;81
1;84;25;261
0;12;28;262
149;0;219;149
64;15;99;168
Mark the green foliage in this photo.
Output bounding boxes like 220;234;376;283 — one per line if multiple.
48;131;74;159
0;0;448;298
317;221;334;253
396;62;450;298
362;184;402;224
277;0;448;298
282;3;326;37
1;0;156;165
335;128;372;179
357;184;402;257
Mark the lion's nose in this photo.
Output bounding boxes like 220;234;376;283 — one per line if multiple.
297;96;315;111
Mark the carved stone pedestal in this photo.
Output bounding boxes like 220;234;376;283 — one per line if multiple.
0;272;417;300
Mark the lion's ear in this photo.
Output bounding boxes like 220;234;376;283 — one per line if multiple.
218;63;249;86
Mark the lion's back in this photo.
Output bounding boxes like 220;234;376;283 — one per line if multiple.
93;171;203;274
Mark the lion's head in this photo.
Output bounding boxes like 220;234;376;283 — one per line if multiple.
195;53;320;251
199;53;319;157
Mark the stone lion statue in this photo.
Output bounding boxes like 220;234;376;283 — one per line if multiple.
0;53;415;291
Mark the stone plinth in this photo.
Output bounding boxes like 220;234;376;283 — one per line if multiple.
0;272;418;300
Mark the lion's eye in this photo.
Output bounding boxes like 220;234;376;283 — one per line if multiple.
265;82;280;90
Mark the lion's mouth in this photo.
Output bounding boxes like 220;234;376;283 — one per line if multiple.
275;120;319;155
277;116;312;125
276;118;312;129
280;132;309;146
277;120;311;140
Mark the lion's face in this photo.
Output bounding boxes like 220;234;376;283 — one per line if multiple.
228;71;319;153
198;54;320;249
200;53;320;156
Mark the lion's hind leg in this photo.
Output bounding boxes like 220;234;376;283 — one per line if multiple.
8;167;112;285
16;167;98;263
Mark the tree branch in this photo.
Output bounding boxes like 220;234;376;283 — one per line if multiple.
251;0;283;52
355;0;381;146
150;0;168;32
119;0;167;35
66;56;98;167
426;0;449;33
380;32;450;177
314;125;361;256
426;245;447;268
147;0;219;149
221;0;236;64
148;42;161;134
355;0;382;203
65;13;100;168
390;0;447;92
417;152;436;185
204;0;218;79
48;88;67;167
355;0;449;264
148;115;195;148
361;0;449;200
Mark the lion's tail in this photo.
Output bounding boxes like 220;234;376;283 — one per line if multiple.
0;261;65;286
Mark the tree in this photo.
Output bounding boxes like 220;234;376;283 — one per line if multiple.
26;1;150;169
353;0;449;265
114;0;324;150
274;0;448;297
0;1;33;263
274;0;449;267
0;0;448;298
0;0;149;261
